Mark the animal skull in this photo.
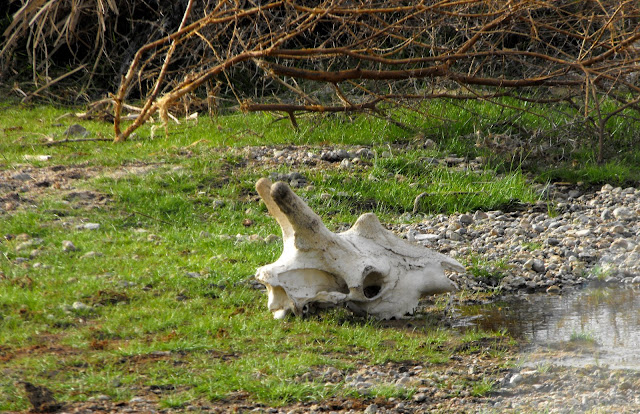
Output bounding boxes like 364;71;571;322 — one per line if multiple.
254;178;464;320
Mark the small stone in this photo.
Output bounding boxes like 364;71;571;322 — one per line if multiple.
414;233;439;242
72;301;91;311
83;223;100;230
355;148;374;159
64;124;90;137
264;234;281;244
601;208;614;220
473;210;488;221
509;373;523;386
89;395;111;401
601;184;613;192
412;392;427;402
15;241;34;251
611;224;625;233
62;240;78;252
575;229;591;237
81;251;103;259
395;376;412;386
632;276;640;284
610;239;630;251
24;154;52;162
213;200;225;209
546;285;560;294
459;214;473;225
532;223;546;233
546;238;560;246
423;138;437;149
12;172;33;181
445;230;463;241
242;219;254;227
364;404;378;414
199;231;211;238
248;234;263;242
340;159;352;169
613;207;634;220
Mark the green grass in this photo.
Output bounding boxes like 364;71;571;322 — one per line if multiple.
0;98;636;410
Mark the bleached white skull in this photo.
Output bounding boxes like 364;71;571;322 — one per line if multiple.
255;178;464;320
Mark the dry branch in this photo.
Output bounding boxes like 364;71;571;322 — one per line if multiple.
2;0;639;161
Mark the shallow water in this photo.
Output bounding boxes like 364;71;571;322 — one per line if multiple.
454;284;640;370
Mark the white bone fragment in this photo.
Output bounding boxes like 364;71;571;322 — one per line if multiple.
254;178;464;320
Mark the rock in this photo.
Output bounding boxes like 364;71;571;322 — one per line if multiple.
509;373;523;386
423;138;437;149
395;376;412;386
445;230;464;241
88;395;111;401
546;285;561;294
83;223;100;230
473;210;488;221
63;124;90;137
340;159;353;169
62;240;78;252
613;207;634;220
81;251;103;259
15;241;34;251
601;208;614;220
264;234;281;244
414;233;439;242
459;214;474;226
321;149;350;162
610;239;630;251
413;392;428;402
355;148;374;159
364;404;378;414
12;172;33;181
24;154;52;162
72;301;91;311
531;259;545;273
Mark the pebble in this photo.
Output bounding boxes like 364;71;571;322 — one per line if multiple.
64;124;90;137
62;240;78;252
264;234;281;244
613;207;634;220
72;301;91;311
386;182;640;293
81;251;103;259
363;404;378;414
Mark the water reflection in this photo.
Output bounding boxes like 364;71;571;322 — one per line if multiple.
454;284;640;370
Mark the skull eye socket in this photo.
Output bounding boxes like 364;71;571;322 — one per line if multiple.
362;271;385;299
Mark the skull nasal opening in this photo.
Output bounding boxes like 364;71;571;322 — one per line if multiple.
363;271;385;299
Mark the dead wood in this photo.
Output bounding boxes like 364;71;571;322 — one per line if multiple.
2;0;639;161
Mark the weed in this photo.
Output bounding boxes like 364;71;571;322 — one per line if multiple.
569;331;597;344
470;378;495;397
465;255;508;285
